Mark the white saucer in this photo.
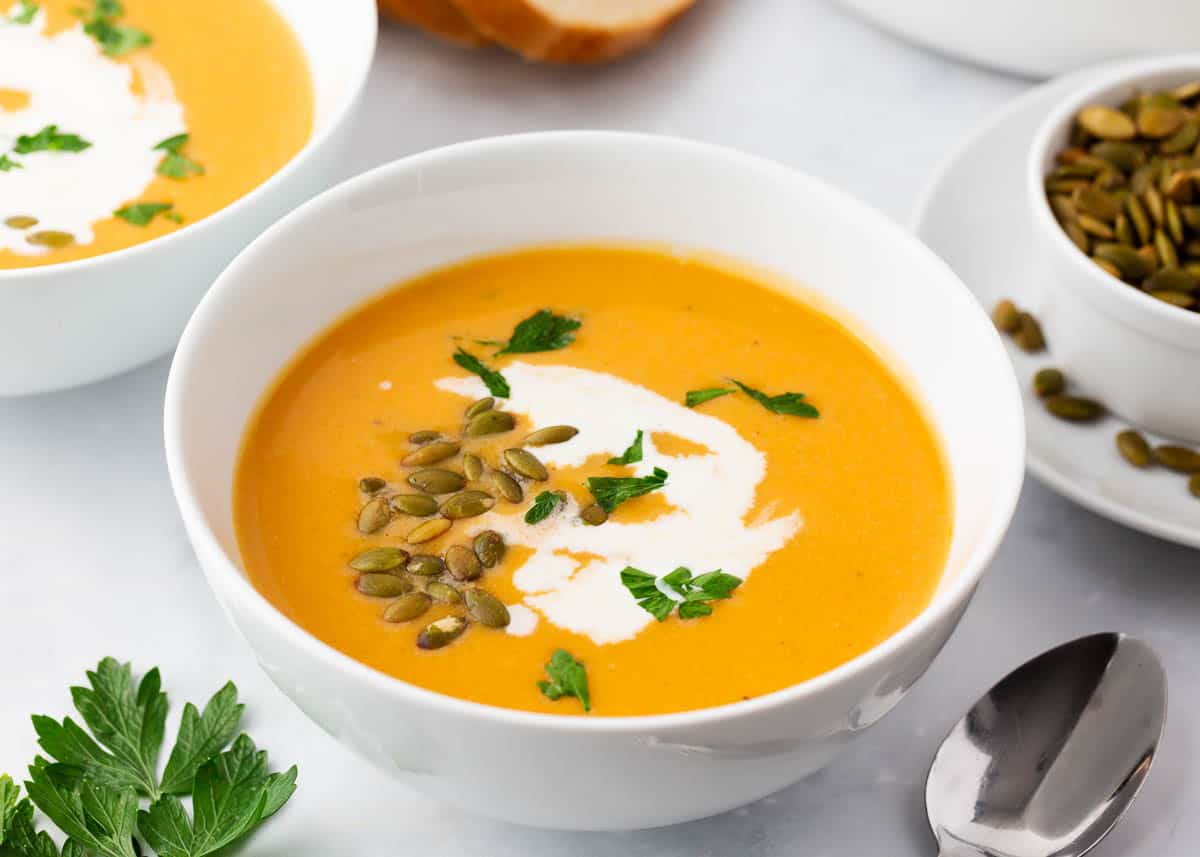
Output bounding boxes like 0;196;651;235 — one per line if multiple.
913;61;1200;550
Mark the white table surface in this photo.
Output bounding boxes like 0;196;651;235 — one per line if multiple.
3;1;1197;854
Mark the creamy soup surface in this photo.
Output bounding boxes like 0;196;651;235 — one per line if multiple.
0;0;312;269
235;246;954;716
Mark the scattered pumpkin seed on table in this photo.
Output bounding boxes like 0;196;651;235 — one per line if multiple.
1152;445;1200;473
1043;395;1105;422
1033;368;1065;398
1115;430;1152;468
1190;474;1200;498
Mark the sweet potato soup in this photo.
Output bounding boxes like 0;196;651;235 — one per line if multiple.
0;0;312;268
235;246;953;717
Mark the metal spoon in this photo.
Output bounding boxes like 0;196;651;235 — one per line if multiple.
925;633;1167;857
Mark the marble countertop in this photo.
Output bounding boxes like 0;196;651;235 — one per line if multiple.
2;1;1196;853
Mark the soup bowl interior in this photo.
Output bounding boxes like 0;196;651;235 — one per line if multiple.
165;132;1024;830
0;0;377;396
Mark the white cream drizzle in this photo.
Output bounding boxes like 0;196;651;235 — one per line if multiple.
435;363;802;645
0;9;184;255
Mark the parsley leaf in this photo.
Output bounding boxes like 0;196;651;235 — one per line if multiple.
10;1;38;24
79;0;151;56
685;387;736;408
159;682;243;796
622;566;743;621
13;126;92;155
154;134;204;180
0;154;22;172
607;429;644;465
618;568;675;621
24;768;139;857
453;347;509;398
114;203;173;227
0;774;19;840
524;491;562;525
537;650;590;712
586;466;668;513
731;379;819;418
496;310;580;355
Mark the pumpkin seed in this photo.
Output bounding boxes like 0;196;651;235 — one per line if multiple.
1078;105;1137;140
1190;474;1200;499
1094;243;1155;279
464;397;495;418
524;425;580;446
408;430;441;444
1116;430;1152;468
503;448;548;480
1065;220;1090;253
1152;445;1200;473
407;554;446;576
1043;395;1105;422
1144;268;1198;292
1093;257;1123;278
390;493;439;517
463;454;484;481
1154;229;1179;269
1050;194;1078;223
1144;187;1165;224
1172;81;1200;102
4;215;37;229
402;441;460;467
425;581;462;604
1164;169;1200;202
408;468;466;494
1075;187;1121;221
490;470;524;502
1091;141;1144;172
1114;214;1135;246
473;530;505;568
445;544;482;581
1077;214;1114;239
357;573;413;598
991;299;1020;333
406;517;452;544
1013;312;1045;353
1137;105;1185;139
358;476;387;494
465;409;515;437
1033;368;1065;398
26;230;74;248
1166;199;1186;244
1148;290;1195;308
357;497;392;534
440;490;495;519
1125;194;1153;243
580;503;608;526
417;616;467;649
1162;118;1200;155
349;547;410;572
383;592;431;623
464;589;510;628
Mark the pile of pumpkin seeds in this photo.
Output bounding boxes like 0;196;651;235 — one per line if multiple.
1045;80;1200;312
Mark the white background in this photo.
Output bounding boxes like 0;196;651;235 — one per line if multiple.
2;1;1196;854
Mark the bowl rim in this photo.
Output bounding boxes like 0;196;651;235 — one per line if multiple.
1026;52;1200;334
0;0;378;283
165;130;1027;732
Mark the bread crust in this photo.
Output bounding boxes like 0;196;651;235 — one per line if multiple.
378;0;488;47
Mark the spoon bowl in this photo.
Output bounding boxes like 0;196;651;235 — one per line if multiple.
926;633;1166;857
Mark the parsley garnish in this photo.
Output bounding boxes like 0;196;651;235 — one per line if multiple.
607;429;644;465
80;0;151;57
496;310;580;355
154;134;204;179
10;1;38;24
0;154;23;172
524;491;562;525
114;203;173;227
731;379;819;417
0;659;295;857
586;466;667;513
453;347;509;398
685;387;735;408
13;126;92;155
537;650;590;712
621;566;743;621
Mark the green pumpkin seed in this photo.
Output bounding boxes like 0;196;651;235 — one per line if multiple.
1077;214;1114;239
1050;194;1078;224
417;616;467;649
357;497;392;534
349;546;410;572
1013;312;1045;353
580;503;608;526
1164;169;1200;202
1144;187;1165;224
359;476;387;494
1125;194;1153;243
1065;220;1090;253
1172;81;1200;102
408;468;466;495
1148;290;1195;308
383;592;431;623
464;397;495;418
1033;368;1065;398
357;573;413;598
406;517;452;544
1114;214;1135;247
1095;243;1155;279
503;448;548;481
465;409;515;437
463;454;484;481
26;230;74;248
1093;257;1123;278
1078;105;1137;140
1091;141;1144;172
1190;474;1200;499
991;299;1020;333
445;544;482;581
425;581;462;604
390;493;439;517
407;554;446;576
408;430;441;444
440;490;496;519
4;216;38;230
1043;395;1105;422
473;530;505;568
1152;445;1200;473
1116;430;1152;468
490;470;524;503
1144;268;1198;292
1075;187;1121;221
464;589;510;628
524;425;580;446
1155;229;1179;269
1162;118;1200;155
1137;105;1185;139
402;441;460;467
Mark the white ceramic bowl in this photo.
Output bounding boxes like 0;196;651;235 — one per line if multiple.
1028;55;1200;444
165;132;1025;831
0;0;377;397
836;0;1200;79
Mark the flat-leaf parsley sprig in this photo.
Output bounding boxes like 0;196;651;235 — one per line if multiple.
685;379;819;418
0;658;296;857
586;467;668;514
537;650;590;712
621;566;743;621
496;309;581;355
453;348;510;398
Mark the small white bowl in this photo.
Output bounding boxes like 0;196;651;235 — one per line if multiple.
165;132;1025;831
0;0;377;397
1028;54;1200;444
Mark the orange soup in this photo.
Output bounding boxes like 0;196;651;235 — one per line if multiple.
235;246;953;716
0;0;312;268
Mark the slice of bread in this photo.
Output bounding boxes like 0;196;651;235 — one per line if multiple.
378;0;488;47
449;0;697;63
